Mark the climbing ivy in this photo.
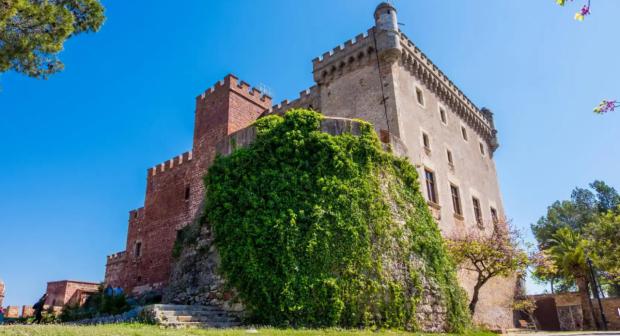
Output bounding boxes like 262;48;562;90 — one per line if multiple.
201;109;470;331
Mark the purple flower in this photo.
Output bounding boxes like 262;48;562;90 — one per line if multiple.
581;5;591;16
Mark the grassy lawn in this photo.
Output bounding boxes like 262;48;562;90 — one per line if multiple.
0;324;496;336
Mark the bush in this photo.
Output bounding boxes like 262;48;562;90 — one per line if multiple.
201;110;470;331
60;285;131;322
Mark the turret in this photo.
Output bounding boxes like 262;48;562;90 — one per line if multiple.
373;2;401;62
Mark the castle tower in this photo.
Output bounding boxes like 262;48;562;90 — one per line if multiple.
373;2;401;62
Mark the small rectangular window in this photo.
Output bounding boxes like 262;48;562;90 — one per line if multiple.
490;207;498;224
479;142;486;156
422;133;430;151
447;149;454;166
472;197;482;227
461;126;468;141
440;107;447;124
425;169;438;204
450;184;462;216
184;185;191;200
135;242;142;258
416;87;425;106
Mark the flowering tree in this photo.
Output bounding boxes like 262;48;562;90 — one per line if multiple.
447;223;529;315
594;100;619;114
556;0;591;21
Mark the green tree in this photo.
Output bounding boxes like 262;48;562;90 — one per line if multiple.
547;228;597;329
447;223;529;315
587;207;620;296
0;0;105;78
532;181;619;249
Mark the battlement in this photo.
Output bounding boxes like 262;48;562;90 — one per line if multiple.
266;85;320;116
196;74;272;107
147;151;193;178
107;251;126;262
312;29;375;82
129;207;144;220
397;31;498;152
398;32;492;127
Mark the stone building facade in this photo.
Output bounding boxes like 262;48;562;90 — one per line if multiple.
105;2;513;329
43;280;99;309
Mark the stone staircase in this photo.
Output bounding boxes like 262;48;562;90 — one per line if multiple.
145;304;242;328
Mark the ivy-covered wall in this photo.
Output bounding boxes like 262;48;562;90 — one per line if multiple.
166;110;470;332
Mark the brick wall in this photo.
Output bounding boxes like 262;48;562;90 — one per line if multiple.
44;281;99;308
105;75;271;295
4;306;19;318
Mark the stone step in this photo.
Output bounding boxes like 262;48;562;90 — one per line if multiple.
160;310;235;317
151;304;221;312
160;321;242;329
174;315;239;323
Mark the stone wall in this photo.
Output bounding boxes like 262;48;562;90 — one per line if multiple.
44;281;99;308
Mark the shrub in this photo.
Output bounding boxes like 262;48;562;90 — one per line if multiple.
201;109;469;331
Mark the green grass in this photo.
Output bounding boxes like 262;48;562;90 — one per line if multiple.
0;324;496;336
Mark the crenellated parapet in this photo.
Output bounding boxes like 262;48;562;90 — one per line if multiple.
263;85;320;117
147;151;193;180
195;74;272;107
106;251;126;263
312;29;377;84
397;32;499;153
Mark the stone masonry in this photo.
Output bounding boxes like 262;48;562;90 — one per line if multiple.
44;280;99;309
105;2;514;329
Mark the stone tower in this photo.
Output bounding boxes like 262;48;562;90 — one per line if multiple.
373;2;401;62
105;2;512;330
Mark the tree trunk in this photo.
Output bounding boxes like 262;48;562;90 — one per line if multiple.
469;281;483;315
576;276;597;330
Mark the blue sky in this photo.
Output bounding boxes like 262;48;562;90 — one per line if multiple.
1;0;619;306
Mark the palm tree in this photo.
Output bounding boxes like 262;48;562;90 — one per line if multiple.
547;228;597;330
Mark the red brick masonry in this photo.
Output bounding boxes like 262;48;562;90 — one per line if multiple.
105;75;272;294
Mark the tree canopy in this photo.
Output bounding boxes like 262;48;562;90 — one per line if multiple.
0;0;105;78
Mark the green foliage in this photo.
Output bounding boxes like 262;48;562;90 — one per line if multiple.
531;181;620;292
59;285;130;322
0;324;499;336
586;207;620;294
0;0;105;78
201;109;469;331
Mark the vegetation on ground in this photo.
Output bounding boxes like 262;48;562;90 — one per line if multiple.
187;110;469;331
0;324;497;336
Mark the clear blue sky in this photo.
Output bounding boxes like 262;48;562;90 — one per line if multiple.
1;0;619;306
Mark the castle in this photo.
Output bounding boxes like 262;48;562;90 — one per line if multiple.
105;3;514;329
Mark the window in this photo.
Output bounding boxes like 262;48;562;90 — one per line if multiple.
425;169;438;204
134;242;142;258
184;185;191;200
490;207;499;225
416;87;425;106
450;184;462;216
447;149;454;166
461;126;468;141
472;197;482;227
133;212;138;219
422;133;430;151
439;107;447;124
479;142;486;156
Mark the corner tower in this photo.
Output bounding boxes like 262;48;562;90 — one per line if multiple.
374;2;401;62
